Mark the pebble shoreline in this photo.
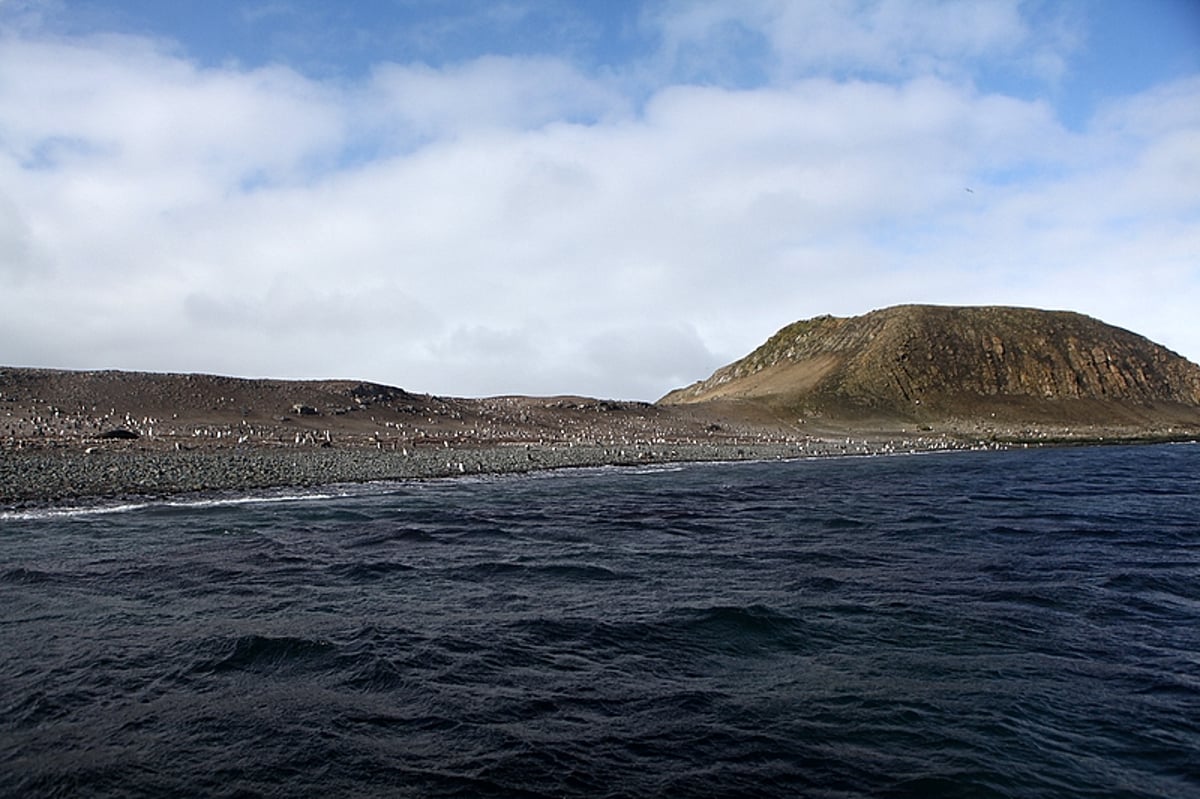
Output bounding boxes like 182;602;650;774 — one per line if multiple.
0;438;972;510
6;428;1194;511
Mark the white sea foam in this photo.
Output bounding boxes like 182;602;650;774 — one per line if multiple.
0;489;354;522
627;465;688;475
0;502;153;522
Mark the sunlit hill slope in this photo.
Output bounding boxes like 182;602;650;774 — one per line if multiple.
659;305;1200;427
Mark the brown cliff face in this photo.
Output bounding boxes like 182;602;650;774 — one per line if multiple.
660;305;1200;424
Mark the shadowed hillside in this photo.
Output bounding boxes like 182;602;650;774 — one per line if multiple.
660;305;1200;427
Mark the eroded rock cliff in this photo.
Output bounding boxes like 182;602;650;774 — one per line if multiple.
660;305;1200;424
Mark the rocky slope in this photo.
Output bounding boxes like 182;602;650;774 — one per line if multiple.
0;367;804;455
0;367;906;506
660;305;1200;426
5;306;1200;506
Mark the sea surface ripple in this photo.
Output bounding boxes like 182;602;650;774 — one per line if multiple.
2;444;1198;797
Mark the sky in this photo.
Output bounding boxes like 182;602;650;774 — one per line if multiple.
1;0;1198;400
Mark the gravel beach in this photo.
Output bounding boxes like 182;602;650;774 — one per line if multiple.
4;366;1194;510
0;433;993;510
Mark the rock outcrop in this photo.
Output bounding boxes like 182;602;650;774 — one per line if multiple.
660;305;1200;425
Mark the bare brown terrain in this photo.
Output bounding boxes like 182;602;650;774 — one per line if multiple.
1;367;851;506
0;368;802;455
662;304;1200;440
3;304;1198;506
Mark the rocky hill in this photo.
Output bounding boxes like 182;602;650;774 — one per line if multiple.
660;305;1200;426
0;367;801;455
5;308;1200;505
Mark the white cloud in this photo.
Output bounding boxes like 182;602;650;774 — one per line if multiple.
0;188;49;282
1;34;341;176
648;0;1071;84
1;7;1197;400
364;56;629;140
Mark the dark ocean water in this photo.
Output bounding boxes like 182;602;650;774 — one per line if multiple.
2;444;1198;798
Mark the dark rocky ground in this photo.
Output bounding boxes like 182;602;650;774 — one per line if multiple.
2;367;1195;509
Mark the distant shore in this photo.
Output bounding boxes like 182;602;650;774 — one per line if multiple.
8;429;1200;511
3;365;1197;511
1;435;985;510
